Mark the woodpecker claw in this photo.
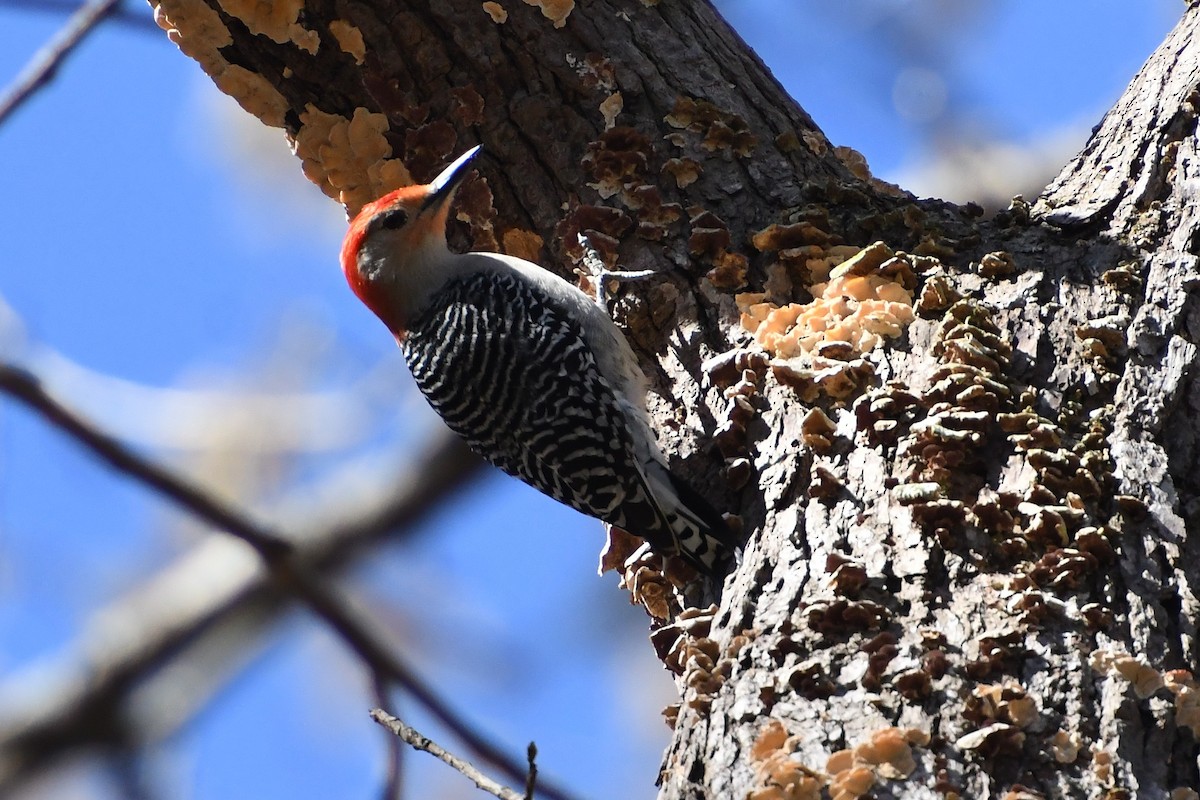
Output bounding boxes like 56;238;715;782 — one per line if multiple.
575;233;659;310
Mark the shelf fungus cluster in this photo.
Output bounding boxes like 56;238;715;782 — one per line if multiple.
873;297;1122;592
665;96;758;158
986;410;1118;596
652;606;754;725
737;241;922;403
1075;315;1129;393
954;681;1043;759
568;97;759;285
1091;650;1200;739
153;0;295;129
703;348;770;492
559;127;692;269
519;0;575;28
599;529;703;621
747;720;930;800
292;106;415;215
151;0;503;220
876;299;1016;544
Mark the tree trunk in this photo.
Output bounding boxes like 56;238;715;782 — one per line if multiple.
150;0;1200;796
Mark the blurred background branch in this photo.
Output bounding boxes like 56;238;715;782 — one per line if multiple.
0;0;155;31
0;0;119;125
0;363;582;799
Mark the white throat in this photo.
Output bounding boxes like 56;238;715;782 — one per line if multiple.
359;230;463;324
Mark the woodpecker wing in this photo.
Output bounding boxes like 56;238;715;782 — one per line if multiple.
401;270;725;568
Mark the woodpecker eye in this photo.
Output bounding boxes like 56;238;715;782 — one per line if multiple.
376;207;409;231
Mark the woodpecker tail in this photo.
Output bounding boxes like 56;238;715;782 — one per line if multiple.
642;467;739;575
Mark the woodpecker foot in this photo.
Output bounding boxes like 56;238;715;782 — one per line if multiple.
575;233;659;310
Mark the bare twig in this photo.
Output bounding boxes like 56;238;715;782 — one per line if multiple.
370;709;524;800
1;0;158;32
574;232;657;310
0;0;121;127
525;743;538;800
373;678;403;800
0;363;577;800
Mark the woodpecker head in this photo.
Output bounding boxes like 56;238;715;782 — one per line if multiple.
340;146;481;335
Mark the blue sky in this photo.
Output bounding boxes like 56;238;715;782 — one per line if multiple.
0;1;1180;798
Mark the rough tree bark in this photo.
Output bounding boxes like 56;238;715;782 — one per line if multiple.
149;0;1200;797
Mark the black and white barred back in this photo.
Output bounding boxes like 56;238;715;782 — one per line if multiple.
401;270;734;573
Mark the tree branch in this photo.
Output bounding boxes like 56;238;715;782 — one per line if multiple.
373;677;403;800
0;363;292;556
0;0;121;127
1;0;157;32
0;362;577;800
370;709;531;800
524;743;538;800
0;424;478;789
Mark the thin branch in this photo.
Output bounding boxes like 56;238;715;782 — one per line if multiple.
525;743;538;800
1;0;158;32
370;709;525;800
373;678;403;800
0;363;578;800
0;0;121;127
287;575;579;800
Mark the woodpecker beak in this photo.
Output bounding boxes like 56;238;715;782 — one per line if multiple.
422;145;481;213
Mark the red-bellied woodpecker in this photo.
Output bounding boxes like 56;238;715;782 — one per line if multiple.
340;146;736;574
